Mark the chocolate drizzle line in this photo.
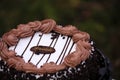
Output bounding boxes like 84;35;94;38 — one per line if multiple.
59;38;72;64
28;33;43;62
21;33;35;57
55;37;69;64
45;34;60;63
68;42;75;55
13;39;20;51
35;36;56;66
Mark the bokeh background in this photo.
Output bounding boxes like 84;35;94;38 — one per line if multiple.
0;0;120;79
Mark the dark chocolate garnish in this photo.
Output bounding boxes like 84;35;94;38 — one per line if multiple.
51;32;60;39
30;46;55;55
62;36;65;39
39;35;42;37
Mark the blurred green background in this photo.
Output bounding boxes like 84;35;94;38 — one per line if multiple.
0;0;120;79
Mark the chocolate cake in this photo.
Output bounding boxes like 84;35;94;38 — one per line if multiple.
0;19;111;80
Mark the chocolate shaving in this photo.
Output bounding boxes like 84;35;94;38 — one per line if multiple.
30;46;55;55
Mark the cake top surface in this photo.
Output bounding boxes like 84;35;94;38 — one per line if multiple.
0;19;91;74
9;32;76;69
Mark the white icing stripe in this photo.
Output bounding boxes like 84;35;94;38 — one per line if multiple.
28;33;43;62
45;35;60;63
14;36;32;56
23;32;42;62
60;38;75;64
37;35;57;68
56;37;71;64
51;36;69;64
30;33;54;67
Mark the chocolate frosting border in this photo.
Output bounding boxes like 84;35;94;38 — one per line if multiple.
0;19;91;74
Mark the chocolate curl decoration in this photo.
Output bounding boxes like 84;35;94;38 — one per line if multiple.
54;25;79;36
2;33;18;46
76;41;90;61
28;21;42;31
1;50;16;60
41;62;66;73
64;51;82;67
40;19;56;33
7;56;25;67
0;39;16;60
72;32;90;42
22;63;39;73
17;24;34;38
0;39;7;51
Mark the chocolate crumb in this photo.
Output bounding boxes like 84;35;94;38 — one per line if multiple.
62;37;65;39
51;32;60;40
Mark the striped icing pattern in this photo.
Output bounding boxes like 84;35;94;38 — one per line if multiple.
9;32;75;68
